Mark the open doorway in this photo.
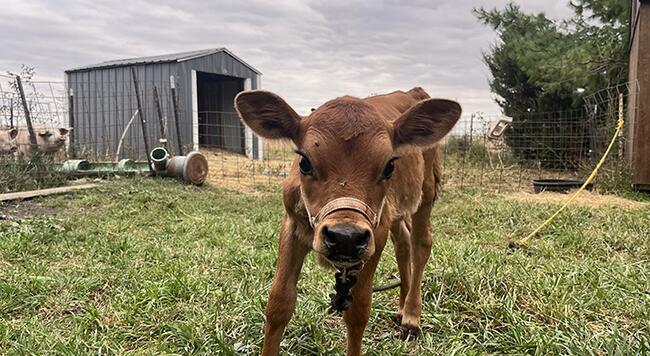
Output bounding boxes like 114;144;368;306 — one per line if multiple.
196;71;245;154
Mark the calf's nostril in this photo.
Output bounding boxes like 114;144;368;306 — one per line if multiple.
322;226;337;248
355;229;371;248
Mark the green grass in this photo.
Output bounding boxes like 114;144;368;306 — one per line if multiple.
0;155;68;194
1;178;649;354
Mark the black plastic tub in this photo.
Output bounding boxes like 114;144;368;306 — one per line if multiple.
532;179;593;193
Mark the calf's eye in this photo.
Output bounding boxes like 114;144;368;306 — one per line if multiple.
298;154;312;176
382;157;399;180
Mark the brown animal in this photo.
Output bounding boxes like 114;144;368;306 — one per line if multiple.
0;128;18;155
15;127;71;156
235;87;461;356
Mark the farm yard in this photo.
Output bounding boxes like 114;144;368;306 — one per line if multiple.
1;178;649;354
1;63;649;355
3;0;650;354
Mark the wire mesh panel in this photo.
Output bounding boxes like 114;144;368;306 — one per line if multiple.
442;82;636;193
199;114;294;191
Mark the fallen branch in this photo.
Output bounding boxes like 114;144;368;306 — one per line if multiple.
0;184;98;202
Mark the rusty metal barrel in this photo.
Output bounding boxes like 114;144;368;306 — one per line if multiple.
150;147;209;185
167;151;209;185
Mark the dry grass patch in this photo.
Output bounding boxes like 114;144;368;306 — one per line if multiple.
505;190;648;210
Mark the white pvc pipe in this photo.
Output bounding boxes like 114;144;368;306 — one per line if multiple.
115;109;139;161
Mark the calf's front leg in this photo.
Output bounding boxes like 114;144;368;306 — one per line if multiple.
343;229;387;356
262;217;310;356
399;200;433;339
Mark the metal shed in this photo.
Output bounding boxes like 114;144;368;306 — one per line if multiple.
64;48;263;160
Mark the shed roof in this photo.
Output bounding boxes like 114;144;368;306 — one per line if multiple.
65;48;261;74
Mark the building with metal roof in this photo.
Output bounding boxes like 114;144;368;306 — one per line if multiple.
65;48;263;160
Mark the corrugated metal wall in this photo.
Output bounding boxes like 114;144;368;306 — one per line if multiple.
65;50;260;160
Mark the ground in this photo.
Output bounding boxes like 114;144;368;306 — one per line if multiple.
0;178;649;354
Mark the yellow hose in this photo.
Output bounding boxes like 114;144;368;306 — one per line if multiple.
517;116;625;246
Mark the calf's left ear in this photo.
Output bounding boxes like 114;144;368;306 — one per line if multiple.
59;128;72;135
392;99;461;148
9;128;18;139
235;90;301;142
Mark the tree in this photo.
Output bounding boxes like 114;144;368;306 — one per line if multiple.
568;0;629;90
474;1;629;167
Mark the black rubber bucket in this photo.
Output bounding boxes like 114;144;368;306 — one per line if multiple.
532;179;593;193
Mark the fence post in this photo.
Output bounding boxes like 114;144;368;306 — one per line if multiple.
9;98;13;128
617;93;624;162
469;113;474;148
617;93;625;181
170;75;183;155
15;75;38;152
68;88;76;158
130;67;154;173
153;86;167;148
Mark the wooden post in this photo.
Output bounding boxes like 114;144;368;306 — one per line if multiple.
617;93;624;162
469;113;474;149
68;88;76;158
617;93;625;181
153;86;167;147
9;98;13;128
130;67;154;173
15;75;37;152
170;75;183;155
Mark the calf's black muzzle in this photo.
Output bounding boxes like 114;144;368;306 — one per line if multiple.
322;223;371;262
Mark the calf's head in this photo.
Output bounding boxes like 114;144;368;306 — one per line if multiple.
236;91;460;267
0;128;18;155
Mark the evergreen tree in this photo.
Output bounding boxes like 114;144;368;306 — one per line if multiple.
474;1;629;167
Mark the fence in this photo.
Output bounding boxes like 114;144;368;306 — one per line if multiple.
0;72;637;194
201;83;636;193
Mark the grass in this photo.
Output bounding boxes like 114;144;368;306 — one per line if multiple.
0;155;68;194
0;178;649;354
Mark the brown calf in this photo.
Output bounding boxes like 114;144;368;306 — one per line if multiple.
235;87;461;355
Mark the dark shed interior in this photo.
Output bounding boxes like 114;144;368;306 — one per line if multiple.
196;72;245;153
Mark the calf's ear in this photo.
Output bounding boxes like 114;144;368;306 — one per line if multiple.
235;90;301;141
9;128;17;139
59;128;71;136
392;99;461;149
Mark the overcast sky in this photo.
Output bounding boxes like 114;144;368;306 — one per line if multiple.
0;0;573;116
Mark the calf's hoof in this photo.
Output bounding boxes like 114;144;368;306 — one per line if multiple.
392;314;402;326
399;323;421;340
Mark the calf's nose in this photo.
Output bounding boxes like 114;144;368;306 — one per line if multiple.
322;223;370;261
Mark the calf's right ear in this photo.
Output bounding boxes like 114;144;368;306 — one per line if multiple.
9;128;17;139
235;90;301;141
392;98;461;149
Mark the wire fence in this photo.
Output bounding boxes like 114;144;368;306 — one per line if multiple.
0;72;637;194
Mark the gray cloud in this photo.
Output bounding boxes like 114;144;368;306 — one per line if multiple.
0;0;573;115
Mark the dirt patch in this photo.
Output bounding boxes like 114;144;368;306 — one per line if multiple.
506;190;648;210
0;199;68;220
